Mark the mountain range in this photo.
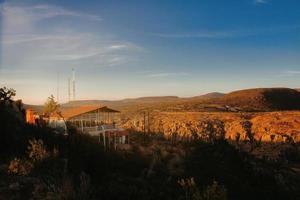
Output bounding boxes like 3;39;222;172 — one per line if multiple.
25;88;300;113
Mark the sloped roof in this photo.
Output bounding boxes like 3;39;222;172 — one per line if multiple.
51;105;119;119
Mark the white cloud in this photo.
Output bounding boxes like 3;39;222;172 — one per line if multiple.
152;32;234;39
0;3;142;103
153;25;300;39
284;70;300;75
30;4;102;21
146;72;188;78
254;0;268;4
0;3;141;70
2;34;81;45
3;3;101;27
1;3;101;35
109;45;128;49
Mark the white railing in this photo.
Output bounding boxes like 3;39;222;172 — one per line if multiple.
77;125;124;135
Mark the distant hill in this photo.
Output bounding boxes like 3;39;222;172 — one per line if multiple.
63;100;107;107
62;96;180;107
216;88;300;111
24;88;300;113
122;96;180;103
61;94;227;108
192;92;225;99
23;104;44;113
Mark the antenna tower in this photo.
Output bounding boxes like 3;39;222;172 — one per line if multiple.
72;68;76;101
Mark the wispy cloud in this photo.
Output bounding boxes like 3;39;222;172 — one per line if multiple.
0;2;142;103
0;3;102;35
153;24;299;39
145;72;188;78
254;0;268;4
283;70;300;76
0;3;141;70
2;3;102;22
109;45;128;49
2;34;81;44
152;32;234;39
32;4;102;21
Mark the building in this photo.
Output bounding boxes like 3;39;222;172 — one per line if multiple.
63;105;121;128
26;109;35;124
50;105;129;149
25;108;41;125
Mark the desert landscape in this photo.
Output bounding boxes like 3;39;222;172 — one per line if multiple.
1;87;300;199
1;0;300;199
24;88;300;161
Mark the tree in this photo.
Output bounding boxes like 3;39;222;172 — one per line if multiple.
0;87;16;101
44;95;60;116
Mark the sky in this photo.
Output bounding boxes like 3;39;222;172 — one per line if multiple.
0;0;299;104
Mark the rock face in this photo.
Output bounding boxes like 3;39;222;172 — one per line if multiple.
123;111;300;143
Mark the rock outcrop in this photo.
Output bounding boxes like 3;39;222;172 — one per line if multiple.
123;111;300;159
123;111;300;143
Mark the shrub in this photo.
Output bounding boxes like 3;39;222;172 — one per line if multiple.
178;178;227;200
7;139;52;176
7;158;33;175
27;139;49;162
200;181;227;200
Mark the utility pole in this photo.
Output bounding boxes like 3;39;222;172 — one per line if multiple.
147;111;150;134
68;78;71;102
143;111;146;144
57;72;60;103
72;68;76;101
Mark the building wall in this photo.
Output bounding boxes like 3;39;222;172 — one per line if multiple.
26;109;35;124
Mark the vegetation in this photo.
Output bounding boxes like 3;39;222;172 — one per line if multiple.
1;87;300;199
0;87;16;101
216;88;300;111
44;94;60;116
49;87;300;113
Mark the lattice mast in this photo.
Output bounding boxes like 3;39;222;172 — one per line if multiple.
72;68;76;101
68;78;71;102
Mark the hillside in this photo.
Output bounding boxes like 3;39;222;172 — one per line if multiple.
61;93;224;107
123;96;180;102
25;88;300;114
23;104;44;113
191;92;225;99
216;88;300;111
3;98;300;200
60;96;179;107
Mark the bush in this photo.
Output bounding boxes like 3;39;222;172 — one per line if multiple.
178;178;227;200
184;140;293;200
7;158;33;175
200;181;227;200
27;139;49;162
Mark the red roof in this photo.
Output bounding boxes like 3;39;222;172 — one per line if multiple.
51;105;119;119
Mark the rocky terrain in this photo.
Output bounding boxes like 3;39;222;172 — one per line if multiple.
3;87;300;199
123;111;300;142
123;111;300;159
25;87;300;159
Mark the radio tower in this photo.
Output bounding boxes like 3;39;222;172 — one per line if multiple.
68;78;71;102
72;68;76;101
57;72;60;103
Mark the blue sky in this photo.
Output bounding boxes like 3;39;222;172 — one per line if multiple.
0;0;299;104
